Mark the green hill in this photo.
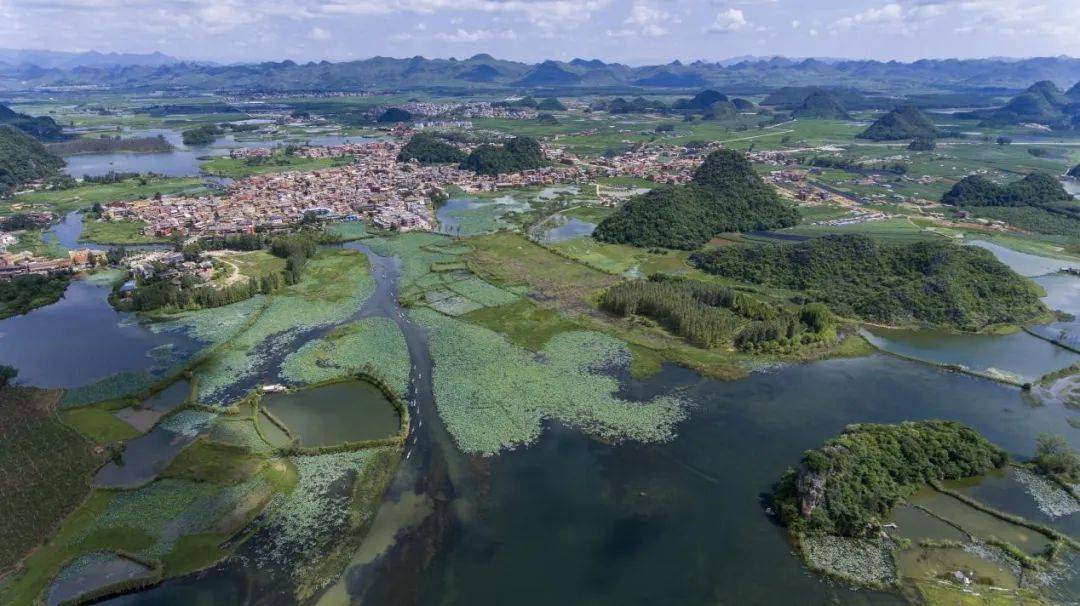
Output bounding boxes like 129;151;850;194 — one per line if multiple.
942;172;1079;235
792;90;852;120
460;136;545;175
981;81;1073;126
774;421;1005;537
397;132;465;164
731;98;756;112
377;108;412;123
690;234;1047;331
1068;82;1080;102
942;172;1073;207
0;104;65;142
0;125;65;196
592;149;798;250
537;97;566;111
857;103;936;140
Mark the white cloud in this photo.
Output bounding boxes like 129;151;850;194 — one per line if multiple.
608;1;679;37
708;8;747;33
791;19;800;29
309;26;332;40
431;28;517;42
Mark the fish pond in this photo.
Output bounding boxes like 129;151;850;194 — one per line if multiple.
262;380;400;447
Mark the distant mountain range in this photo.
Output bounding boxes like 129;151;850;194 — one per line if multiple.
0;48;179;71
2;52;1080;94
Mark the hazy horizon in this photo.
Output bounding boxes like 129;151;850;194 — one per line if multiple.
1;0;1078;65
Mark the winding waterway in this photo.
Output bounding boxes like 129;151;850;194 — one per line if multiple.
92;237;1080;606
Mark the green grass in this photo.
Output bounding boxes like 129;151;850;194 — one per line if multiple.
219;250;287;282
161;439;263;485
80;217;161;245
5;229;68;259
325;221;368;241
200;155;352;178
60;406;141;443
5;177;205;215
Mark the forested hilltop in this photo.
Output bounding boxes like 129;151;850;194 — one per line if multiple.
0;125;64;196
857;104;937;141
592;149;798;249
0;104;65;142
773;421;1005;537
942;172;1080;236
690;235;1047;332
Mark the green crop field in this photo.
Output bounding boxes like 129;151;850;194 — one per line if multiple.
0;387;102;574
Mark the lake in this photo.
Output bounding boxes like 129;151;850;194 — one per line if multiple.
61;129;377;178
0;278;203;388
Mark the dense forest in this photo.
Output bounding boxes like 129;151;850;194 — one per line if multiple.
592;149;798;249
773;421;1006;536
0;104;65;142
690;235;1046;331
0;273;71;319
397;132;465;164
0;125;65;196
857;103;937;141
599;275;836;353
460;136;546;175
942;172;1080;235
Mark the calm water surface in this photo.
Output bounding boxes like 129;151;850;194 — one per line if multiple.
263;380;400;447
0;279;202;388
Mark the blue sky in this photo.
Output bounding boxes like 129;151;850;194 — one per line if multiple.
1;0;1078;64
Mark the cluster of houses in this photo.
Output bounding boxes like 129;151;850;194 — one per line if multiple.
0;248;106;279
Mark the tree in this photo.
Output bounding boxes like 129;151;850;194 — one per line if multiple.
1034;434;1080;482
0;365;16;388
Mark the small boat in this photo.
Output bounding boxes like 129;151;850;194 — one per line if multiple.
262;384;288;393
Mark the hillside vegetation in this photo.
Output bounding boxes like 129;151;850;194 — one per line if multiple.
592;149;798;249
0;125;65;196
791;91;852;120
942;172;1080;235
690;234;1046;331
461;136;545;175
773;421;1006;537
0;104;65;142
857;103;937;141
397;132;465;164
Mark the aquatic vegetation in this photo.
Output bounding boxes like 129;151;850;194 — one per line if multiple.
413;308;686;455
800;535;896;587
253;448;398;598
280;318;409;393
149;295;267;345
364;232;460;287
61;371;155;409
158;410;217;438
85;477;264;559
1013;467;1080;518
196;250;374;402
